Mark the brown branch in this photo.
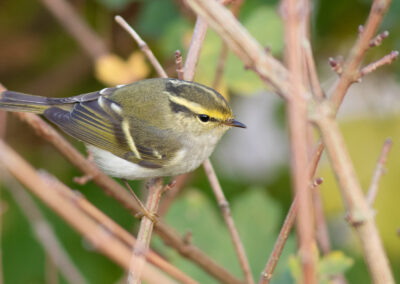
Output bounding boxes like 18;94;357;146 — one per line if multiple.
314;103;394;284
283;0;316;282
369;30;389;48
183;17;209;81
39;0;108;61
329;0;393;112
359;51;398;78
258;138;324;284
175;50;185;80
366;138;392;206
258;195;297;284
0;171;88;284
185;0;289;99
40;173;198;284
0;140;177;284
129;178;166;284
203;160;254;284
115;16;168;78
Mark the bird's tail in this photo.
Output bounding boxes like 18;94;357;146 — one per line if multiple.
0;91;52;114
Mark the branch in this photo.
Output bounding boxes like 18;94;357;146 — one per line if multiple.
314;104;394;284
359;51;398;79
329;0;393;111
129;178;167;284
203;160;254;284
283;0;316;282
115;16;168;78
185;0;289;99
366;138;392;206
0;140;176;284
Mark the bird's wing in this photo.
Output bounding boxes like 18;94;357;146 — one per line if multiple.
43;94;177;169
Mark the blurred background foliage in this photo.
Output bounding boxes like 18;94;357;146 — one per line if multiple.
0;0;399;283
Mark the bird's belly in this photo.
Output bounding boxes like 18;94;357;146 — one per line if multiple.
86;137;217;180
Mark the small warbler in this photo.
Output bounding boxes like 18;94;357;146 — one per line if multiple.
0;78;245;179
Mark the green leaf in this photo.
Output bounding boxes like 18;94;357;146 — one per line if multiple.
319;251;354;276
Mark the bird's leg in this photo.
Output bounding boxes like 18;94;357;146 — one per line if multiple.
122;179;158;223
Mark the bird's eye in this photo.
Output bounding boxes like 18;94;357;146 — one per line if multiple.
198;114;210;123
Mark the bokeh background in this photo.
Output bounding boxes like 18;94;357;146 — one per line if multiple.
0;0;399;283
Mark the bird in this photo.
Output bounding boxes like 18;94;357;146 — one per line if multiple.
0;78;246;180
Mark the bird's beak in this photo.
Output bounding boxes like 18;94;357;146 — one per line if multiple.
224;119;246;128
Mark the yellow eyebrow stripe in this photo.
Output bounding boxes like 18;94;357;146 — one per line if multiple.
121;119;141;160
167;94;229;120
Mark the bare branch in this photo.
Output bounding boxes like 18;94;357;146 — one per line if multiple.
258;196;297;284
283;0;316;282
185;0;289;99
203;160;254;284
129;178;166;284
359;51;398;78
314;104;395;284
183;17;209;81
175;50;185;80
369;30;389;48
115;16;168;78
329;0;393;112
366;138;392;206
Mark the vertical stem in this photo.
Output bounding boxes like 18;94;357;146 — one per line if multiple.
315;103;394;284
283;0;316;282
128;178;164;284
203;160;254;284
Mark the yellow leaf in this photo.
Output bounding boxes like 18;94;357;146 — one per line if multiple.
95;52;150;86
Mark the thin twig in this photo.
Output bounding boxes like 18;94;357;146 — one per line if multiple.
115;16;168;78
283;0;316;282
175;50;185;80
129;178;165;284
303;40;325;100
366;138;392;206
203;160;254;284
183;17;209;81
329;0;393;112
258;196;298;284
39;0;107;60
0;170;88;284
258;139;324;284
359;51;398;78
